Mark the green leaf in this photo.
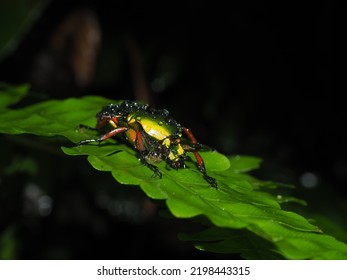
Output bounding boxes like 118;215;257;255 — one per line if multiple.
0;226;17;259
1;84;347;259
179;227;284;259
0;94;114;142
228;155;262;173
0;83;29;108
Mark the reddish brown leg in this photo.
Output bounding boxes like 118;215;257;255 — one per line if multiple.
182;127;218;188
96;116;119;129
96;118;108;129
99;127;128;141
135;131;145;152
78;127;128;145
182;127;198;144
182;127;205;168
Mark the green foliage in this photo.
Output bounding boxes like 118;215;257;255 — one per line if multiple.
1;84;347;259
0;227;16;259
0;0;49;60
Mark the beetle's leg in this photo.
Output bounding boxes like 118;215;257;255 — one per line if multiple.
135;131;162;178
182;127;198;144
182;127;218;189
135;130;145;151
192;150;218;188
77;127;128;145
182;127;204;149
139;152;162;179
77;116;119;140
96;118;108;129
96;116;119;130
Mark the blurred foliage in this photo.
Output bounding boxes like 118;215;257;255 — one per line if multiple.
0;0;49;60
0;227;16;259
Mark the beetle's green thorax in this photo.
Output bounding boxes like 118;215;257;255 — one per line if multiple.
127;110;181;142
126;109;185;164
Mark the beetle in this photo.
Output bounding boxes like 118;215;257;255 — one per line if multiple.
77;100;218;188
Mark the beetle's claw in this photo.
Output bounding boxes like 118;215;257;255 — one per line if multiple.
204;174;218;189
152;168;162;179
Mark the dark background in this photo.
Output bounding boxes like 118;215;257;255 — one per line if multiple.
0;0;346;259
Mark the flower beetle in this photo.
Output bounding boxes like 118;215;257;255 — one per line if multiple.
78;100;217;188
